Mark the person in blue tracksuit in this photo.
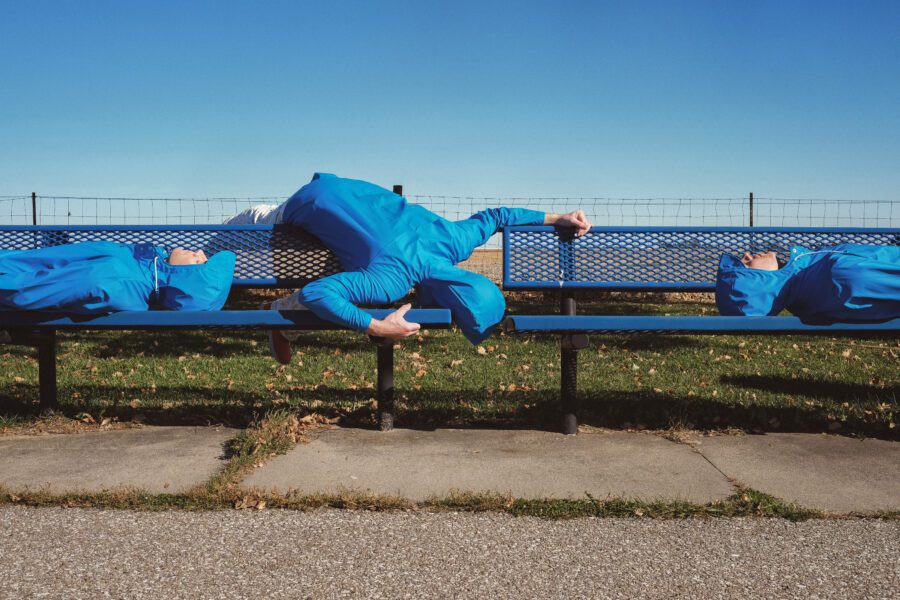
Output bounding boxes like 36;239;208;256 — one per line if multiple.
0;242;236;313
253;173;592;363
716;244;900;322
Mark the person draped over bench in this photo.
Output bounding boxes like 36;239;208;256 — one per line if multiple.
716;244;899;322
226;173;592;363
0;242;236;313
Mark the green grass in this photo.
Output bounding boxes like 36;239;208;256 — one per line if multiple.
1;293;896;437
2;291;894;517
0;481;860;521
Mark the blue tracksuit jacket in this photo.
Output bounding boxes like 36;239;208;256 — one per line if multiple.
282;173;545;343
0;241;235;313
716;244;900;322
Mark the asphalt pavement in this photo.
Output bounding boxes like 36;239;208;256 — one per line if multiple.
2;506;897;599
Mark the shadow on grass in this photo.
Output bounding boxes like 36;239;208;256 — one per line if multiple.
2;382;896;439
721;374;899;403
577;389;898;440
62;330;373;359
88;334;253;359
0;384;273;428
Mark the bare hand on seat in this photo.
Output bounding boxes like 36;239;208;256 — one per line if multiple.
366;303;422;339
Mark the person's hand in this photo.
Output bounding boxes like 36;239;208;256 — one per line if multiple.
366;303;421;340
550;210;592;237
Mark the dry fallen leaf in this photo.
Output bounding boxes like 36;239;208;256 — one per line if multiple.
476;346;487;355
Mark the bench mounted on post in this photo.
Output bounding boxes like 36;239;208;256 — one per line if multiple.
502;225;900;435
0;224;452;428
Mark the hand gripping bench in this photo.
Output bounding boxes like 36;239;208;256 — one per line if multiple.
0;224;451;430
501;225;900;434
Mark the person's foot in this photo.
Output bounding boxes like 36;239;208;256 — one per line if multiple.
268;329;292;365
261;302;291;365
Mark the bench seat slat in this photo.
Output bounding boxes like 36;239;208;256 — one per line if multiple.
0;309;452;330
503;315;900;335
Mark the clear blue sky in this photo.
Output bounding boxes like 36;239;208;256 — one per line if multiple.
1;0;898;199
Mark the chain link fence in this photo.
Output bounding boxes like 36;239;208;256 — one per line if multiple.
3;192;897;282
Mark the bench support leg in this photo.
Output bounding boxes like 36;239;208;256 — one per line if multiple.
560;290;580;434
375;339;394;431
560;334;589;434
560;344;578;434
37;330;58;412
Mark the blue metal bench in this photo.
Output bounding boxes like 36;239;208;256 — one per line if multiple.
0;224;452;430
502;225;900;434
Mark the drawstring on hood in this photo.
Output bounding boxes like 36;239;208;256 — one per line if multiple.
133;243;235;311
153;255;160;294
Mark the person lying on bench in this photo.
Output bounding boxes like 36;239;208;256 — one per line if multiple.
0;241;236;313
716;244;899;322
226;173;592;363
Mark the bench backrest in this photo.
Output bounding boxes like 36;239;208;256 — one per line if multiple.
503;226;899;291
0;224;342;288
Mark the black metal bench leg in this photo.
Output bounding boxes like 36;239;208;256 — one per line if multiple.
37;330;58;412
559;289;580;435
561;343;578;434
375;339;394;431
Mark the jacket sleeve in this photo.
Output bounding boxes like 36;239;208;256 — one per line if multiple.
455;207;545;248
298;270;391;332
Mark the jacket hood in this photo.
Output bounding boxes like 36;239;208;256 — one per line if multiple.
418;265;505;345
715;252;794;316
152;248;236;311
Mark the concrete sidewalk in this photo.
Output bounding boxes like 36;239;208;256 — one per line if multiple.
1;425;898;512
0;426;237;494
242;428;733;503
241;428;900;512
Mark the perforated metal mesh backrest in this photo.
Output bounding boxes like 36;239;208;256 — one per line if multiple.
0;225;343;287
504;226;899;290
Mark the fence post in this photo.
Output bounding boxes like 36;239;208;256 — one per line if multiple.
32;192;37;226
749;192;754;227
